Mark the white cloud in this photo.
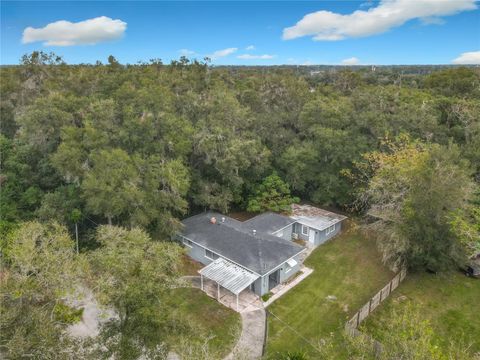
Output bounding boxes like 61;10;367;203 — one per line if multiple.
178;49;196;56
246;45;255;50
341;57;360;65
452;51;480;64
283;0;476;41
208;47;238;60
237;54;275;60
22;16;127;46
420;16;445;25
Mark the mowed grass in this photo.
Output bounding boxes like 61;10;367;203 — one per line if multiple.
165;288;241;358
266;222;394;358
362;271;480;355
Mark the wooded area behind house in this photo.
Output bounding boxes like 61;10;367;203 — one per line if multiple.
1;52;480;359
2;53;479;239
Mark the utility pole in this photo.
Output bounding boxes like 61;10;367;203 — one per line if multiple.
75;222;79;254
71;209;82;255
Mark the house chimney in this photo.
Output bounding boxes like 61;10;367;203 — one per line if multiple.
210;217;217;224
221;217;226;223
253;229;256;236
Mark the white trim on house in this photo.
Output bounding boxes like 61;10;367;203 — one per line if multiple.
301;224;309;235
294;218;342;232
182;237;193;248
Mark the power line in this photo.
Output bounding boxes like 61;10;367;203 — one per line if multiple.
267;309;323;354
84;215;99;226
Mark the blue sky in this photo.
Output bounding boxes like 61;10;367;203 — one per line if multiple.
1;1;479;65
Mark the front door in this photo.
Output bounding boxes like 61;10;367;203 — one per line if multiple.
308;229;315;244
268;269;280;290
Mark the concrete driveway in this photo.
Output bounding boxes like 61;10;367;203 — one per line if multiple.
225;308;266;360
184;275;266;359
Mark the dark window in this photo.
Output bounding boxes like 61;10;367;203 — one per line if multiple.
205;249;219;260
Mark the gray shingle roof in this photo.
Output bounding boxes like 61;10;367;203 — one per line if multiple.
181;212;304;275
242;212;295;235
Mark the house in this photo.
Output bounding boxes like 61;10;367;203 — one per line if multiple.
178;205;347;304
290;204;347;246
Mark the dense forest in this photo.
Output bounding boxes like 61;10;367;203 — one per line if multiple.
1;52;480;358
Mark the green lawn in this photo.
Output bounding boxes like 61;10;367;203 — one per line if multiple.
266;222;394;358
165;288;241;359
362;271;480;356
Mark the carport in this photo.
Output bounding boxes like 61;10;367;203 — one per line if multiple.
199;258;259;311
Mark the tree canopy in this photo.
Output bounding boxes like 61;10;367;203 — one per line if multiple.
247;173;299;213
355;140;475;271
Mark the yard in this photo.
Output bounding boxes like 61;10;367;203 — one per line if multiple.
178;253;203;276
266;221;394;358
167;254;241;358
362;271;480;356
164;287;241;359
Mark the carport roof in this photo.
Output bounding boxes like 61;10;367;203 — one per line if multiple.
199;258;259;295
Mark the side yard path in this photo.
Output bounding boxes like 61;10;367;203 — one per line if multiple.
224;309;266;360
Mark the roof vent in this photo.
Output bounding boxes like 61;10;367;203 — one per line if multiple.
253;229;256;236
210;217;217;224
221;217;226;223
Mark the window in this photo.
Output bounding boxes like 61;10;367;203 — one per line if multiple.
301;225;309;235
285;259;297;274
182;237;193;248
205;249;219;260
326;224;336;235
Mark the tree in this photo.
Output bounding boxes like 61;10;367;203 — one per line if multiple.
0;222;85;359
247;173;299;213
357;140;475;271
89;225;184;358
352;303;475;360
449;200;480;258
316;303;476;360
16;94;74;153
82;148;140;225
424;67;480;98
